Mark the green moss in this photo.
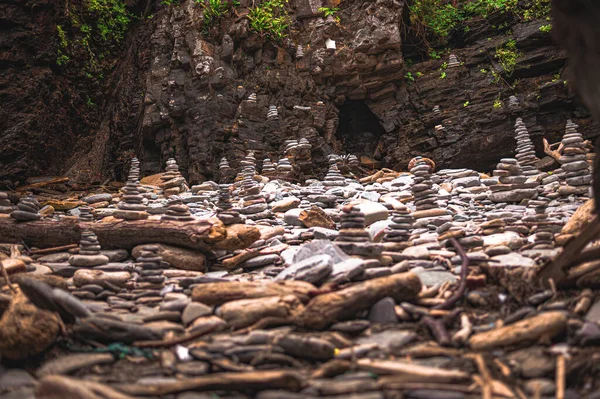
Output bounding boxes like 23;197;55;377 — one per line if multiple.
495;38;521;75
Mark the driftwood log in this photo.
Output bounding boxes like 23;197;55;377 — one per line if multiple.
0;217;226;251
296;272;422;330
191;280;316;305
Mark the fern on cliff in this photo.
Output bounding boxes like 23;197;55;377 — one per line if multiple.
248;0;290;41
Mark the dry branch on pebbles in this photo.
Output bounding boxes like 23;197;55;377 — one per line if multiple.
296;272;422;330
0;217;246;251
192;280;316;305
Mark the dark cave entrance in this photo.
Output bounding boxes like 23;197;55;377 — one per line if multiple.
335;100;385;161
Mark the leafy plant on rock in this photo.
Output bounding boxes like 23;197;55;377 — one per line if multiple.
198;0;239;26
495;38;520;75
248;0;290;41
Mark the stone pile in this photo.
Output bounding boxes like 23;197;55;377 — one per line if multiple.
216;184;242;225
508;95;519;108
0;192;12;214
267;105;278;120
238;170;270;220
69;231;109;267
489;158;538;203
261;158;276;176
410;159;437;211
128;157;141;181
219;157;234;183
514;118;539;176
525;199;555;249
78;206;94;222
277;157;293;176
247;93;257;102
335;205;371;243
134;245;166;287
347;154;360;168
433;105;441;114
160;158;187;195
296;44;304;59
161;196;194;222
114;177;148;221
323;164;346;187
558;120;592;195
11;196;41;221
448;54;460;67
383;207;414;245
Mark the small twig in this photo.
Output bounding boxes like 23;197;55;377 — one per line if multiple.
434;238;469;310
0;261;16;294
556;355;566;399
29;244;78;255
133;324;220;348
422;316;451;346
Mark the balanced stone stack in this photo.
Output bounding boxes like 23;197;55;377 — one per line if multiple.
508;95;520;108
448;54;460;68
347;154;360;168
240;151;257;175
489;158;538;203
11;196;41;221
217;184;242;225
335;206;371;243
239;171;270;220
383;207;414;245
558;120;592;195
323;164;346;187
219;157;234;183
525;199;555;249
78;206;94;222
277;158;293;177
296;45;304;59
160;158;187;195
411;160;437;211
433;105;441;114
69;231;109;267
248;93;257;103
129;157;141;181
267;105;278;120
284;140;299;158
0;192;12;214
514;118;540;176
114;179;149;220
327;154;341;165
261;158;277;176
161;196;194;222
135;245;166;287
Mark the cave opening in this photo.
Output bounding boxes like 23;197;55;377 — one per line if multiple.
335;100;386;161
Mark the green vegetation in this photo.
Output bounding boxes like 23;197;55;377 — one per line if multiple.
405;72;415;82
463;101;469;107
493;98;503;108
539;23;552;33
318;7;340;18
440;71;447;79
428;49;441;59
495;38;520;75
409;0;551;46
248;0;290;41
161;0;179;5
56;0;132;77
198;0;240;26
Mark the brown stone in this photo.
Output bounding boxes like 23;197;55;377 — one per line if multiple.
42;200;86;211
1;258;26;275
216;295;303;329
132;243;206;272
298;206;336;229
0;292;60;360
140;173;165;186
213;224;260;250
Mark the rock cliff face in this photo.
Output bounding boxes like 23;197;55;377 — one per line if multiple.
1;0;598;185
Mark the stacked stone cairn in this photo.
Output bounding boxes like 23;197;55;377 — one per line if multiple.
489;158;538;203
161;196;194;222
336;205;371;243
261;158;277;176
114;163;148;220
0;192;12;214
219;157;234;183
11;196;41;221
514;118;540;176
69;231;109;267
525;199;555;249
78;206;94;222
558;120;592;195
508;95;520;108
135;245;166;288
410;158;452;228
383;206;414;246
433;105;441;114
248;93;257;103
267;105;278;120
284;140;299;158
347;154;360;168
238;168;270;220
323;164;346;187
277;158;293;177
448;54;460;68
217;184;242;225
160;158;187;195
296;45;304;59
